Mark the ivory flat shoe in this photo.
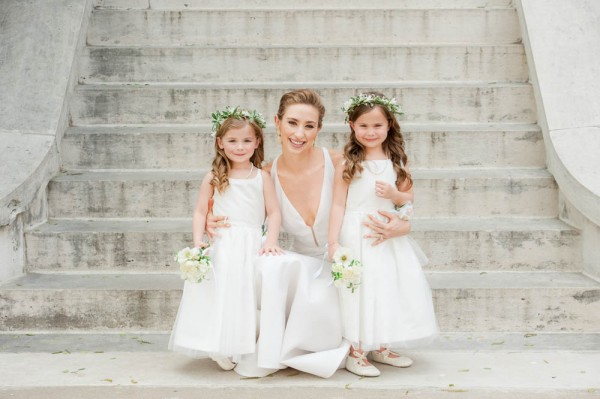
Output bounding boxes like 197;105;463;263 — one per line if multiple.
371;348;413;368
345;350;380;377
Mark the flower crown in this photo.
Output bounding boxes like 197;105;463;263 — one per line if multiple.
210;106;267;137
341;93;403;123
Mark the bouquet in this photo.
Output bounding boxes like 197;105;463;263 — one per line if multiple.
331;247;363;293
174;246;213;283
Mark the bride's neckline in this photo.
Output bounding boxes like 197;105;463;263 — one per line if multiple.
275;148;327;228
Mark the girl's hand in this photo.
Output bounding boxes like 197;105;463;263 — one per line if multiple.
328;242;340;261
363;210;411;246
375;180;398;200
205;214;230;239
259;244;284;256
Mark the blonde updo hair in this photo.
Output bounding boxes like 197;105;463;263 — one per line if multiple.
276;89;326;128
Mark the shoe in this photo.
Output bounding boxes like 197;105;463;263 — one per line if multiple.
345;349;380;377
371;348;413;368
213;356;237;371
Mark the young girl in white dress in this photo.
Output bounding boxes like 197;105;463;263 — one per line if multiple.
328;93;438;377
169;107;283;371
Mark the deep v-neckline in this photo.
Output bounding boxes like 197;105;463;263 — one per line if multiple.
275;148;327;228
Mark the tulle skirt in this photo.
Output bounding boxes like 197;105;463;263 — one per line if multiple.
339;213;439;351
169;226;261;361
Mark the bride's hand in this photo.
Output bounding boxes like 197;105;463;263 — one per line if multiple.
205;213;230;239
363;210;411;246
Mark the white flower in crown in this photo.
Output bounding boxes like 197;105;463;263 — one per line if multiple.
341;93;404;123
210;106;267;137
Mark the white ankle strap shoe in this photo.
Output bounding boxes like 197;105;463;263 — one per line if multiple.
371;348;413;368
345;349;380;377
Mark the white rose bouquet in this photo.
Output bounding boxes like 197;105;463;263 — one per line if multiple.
331;247;363;293
174;246;213;283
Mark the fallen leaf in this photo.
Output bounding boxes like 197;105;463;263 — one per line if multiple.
544;360;549;364
449;384;455;387
524;333;537;338
240;376;261;380
491;341;505;346
459;369;470;372
345;383;352;390
483;368;492;371
131;379;138;384
94;351;104;354
286;371;300;377
102;379;113;383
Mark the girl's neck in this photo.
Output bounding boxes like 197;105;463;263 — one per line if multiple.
229;160;253;170
279;146;320;173
363;146;387;160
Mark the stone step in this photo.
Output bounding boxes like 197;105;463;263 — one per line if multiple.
70;83;536;125
46;169;557;219
80;45;528;84
0;333;598;398
88;9;520;47
61;124;545;171
95;0;516;10
0;272;598;332
25;218;580;273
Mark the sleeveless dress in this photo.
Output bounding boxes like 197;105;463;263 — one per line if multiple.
234;147;350;378
338;160;438;350
169;171;265;361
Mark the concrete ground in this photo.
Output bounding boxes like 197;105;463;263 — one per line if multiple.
0;333;598;398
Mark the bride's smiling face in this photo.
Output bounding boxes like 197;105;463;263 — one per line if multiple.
275;104;321;154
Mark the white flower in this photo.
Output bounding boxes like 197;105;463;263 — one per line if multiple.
333;247;354;266
331;262;344;273
189;247;201;259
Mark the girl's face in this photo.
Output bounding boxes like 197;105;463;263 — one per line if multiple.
350;106;389;150
275;103;321;154
217;124;260;166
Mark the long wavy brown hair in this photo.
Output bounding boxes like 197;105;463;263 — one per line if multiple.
343;92;412;189
211;118;265;192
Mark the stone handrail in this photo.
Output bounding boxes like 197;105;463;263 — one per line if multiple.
517;0;600;278
0;0;94;281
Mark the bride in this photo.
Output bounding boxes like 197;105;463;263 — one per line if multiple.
208;89;411;378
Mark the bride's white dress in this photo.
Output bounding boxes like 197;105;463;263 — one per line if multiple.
234;147;350;378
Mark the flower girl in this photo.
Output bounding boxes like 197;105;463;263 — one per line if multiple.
328;93;438;377
169;107;283;371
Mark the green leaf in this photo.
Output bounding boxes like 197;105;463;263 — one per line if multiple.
459;369;470;372
102;379;113;383
491;341;505;345
524;333;537;338
345;383;352;390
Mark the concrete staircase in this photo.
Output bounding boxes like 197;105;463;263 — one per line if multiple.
1;0;599;396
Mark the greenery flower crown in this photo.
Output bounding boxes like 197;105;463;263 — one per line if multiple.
341;93;403;123
210;106;267;137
